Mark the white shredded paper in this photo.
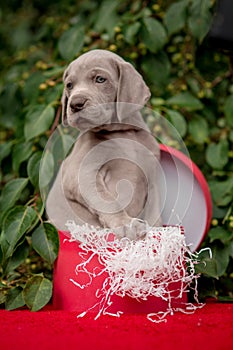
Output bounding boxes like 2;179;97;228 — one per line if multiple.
65;221;204;323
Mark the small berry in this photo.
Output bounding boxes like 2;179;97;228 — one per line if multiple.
114;26;121;33
41;63;48;70
217;118;226;128
39;83;47;90
152;4;160;11
211;218;218;226
129;52;138;59
214;54;221;62
188;62;194;69
167;46;176;53
47;80;56;87
22;72;29;80
167;83;174;91
204;82;212;88
153;125;162;133
116;34;124;41
138;43;146;50
101;33;110;41
181;84;187;91
197;90;205;98
109;44;117;52
185;53;193;61
36;61;43;69
229;85;233;94
172;53;182;63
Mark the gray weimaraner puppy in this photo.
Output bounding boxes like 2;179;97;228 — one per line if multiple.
46;49;161;239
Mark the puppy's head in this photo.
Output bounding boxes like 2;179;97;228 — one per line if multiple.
61;49;151;129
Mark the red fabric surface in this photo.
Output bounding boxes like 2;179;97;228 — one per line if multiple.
1;303;232;350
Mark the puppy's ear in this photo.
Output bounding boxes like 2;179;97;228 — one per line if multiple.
61;90;68;126
117;61;151;106
61;68;69;126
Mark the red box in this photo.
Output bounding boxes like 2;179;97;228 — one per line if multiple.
52;145;212;315
53;230;188;314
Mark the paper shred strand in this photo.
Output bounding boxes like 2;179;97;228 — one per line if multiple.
65;221;205;323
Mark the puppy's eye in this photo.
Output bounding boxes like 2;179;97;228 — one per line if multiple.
95;76;106;83
66;82;73;90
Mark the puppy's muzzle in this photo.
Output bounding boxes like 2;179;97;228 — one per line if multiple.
70;95;88;113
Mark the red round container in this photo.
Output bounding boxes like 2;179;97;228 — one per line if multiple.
53;230;188;313
53;145;212;312
159;144;212;252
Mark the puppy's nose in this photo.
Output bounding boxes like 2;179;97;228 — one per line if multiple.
70;96;87;112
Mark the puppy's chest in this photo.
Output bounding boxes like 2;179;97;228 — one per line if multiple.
61;137;151;203
98;159;147;196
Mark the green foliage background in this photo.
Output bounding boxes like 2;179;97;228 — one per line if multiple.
0;0;233;309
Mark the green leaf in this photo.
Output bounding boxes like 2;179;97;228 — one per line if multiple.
188;116;209;144
0;82;22;129
208;227;233;244
27;151;42;188
39;149;55;191
187;77;201;95
43;66;65;78
0;141;13;164
24;104;54;141
188;0;212;43
218;296;233;302
124;22;141;45
229;241;233;258
1;206;37;259
23;275;53;311
212;203;228;220
141;17;167;53
22;72;45;103
0;178;28;213
164;0;188;36
196;243;230;278
211;244;230;277
206;140;229;170
223;94;233;127
195;255;218;278
195;247;217;277
166;109;187;137
12;141;33;173
5;287;25;310
49;125;76;169
58;25;85;60
209;178;233;207
94;0;119;38
142;52;171;91
5;240;29;275
0;290;6;305
39;126;76;200
166;92;204;110
31;223;59;264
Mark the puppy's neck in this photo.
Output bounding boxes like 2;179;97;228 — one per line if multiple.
91;115;150;134
92;123;137;133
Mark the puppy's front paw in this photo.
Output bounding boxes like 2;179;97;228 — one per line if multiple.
114;219;148;240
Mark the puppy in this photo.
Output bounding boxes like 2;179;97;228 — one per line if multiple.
46;49;161;239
